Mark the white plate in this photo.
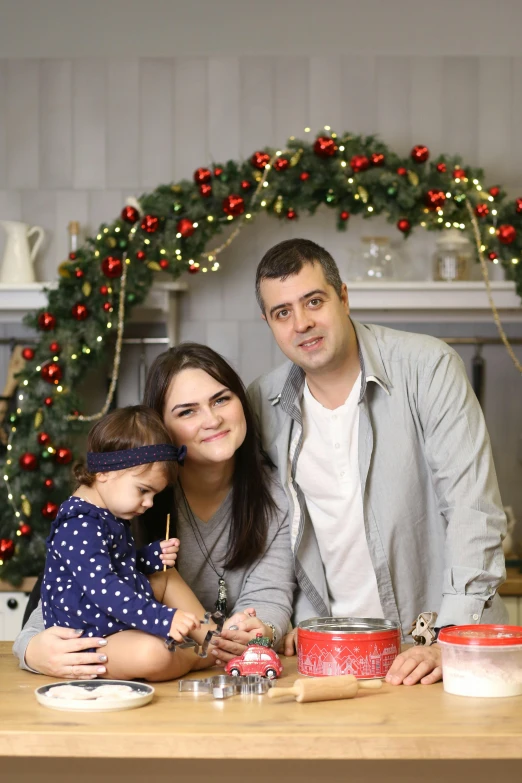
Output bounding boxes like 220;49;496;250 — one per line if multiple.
35;679;154;712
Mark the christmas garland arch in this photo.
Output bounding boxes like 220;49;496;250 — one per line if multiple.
2;128;522;582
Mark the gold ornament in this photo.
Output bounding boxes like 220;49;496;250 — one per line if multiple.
358;186;369;203
21;498;32;517
58;261;72;278
253;171;263;182
171;185;183;193
147;261;162;272
82;281;92;297
106;237;117;248
290;149;303;167
407;170;419;187
273;195;284;215
34;410;43;429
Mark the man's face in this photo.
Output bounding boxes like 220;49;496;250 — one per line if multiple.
260;262;351;374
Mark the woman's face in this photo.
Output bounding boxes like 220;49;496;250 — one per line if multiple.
163;368;247;467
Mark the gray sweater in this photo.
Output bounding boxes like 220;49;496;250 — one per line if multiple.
13;479;295;671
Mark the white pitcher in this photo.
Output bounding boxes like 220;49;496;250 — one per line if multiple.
0;220;45;284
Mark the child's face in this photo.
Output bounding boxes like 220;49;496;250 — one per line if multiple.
96;462;169;520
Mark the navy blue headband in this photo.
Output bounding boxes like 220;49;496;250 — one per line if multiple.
86;443;187;472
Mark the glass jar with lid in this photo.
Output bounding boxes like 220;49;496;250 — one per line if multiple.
433;228;473;281
359;236;396;280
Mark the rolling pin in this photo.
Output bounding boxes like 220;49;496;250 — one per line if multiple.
267;675;382;703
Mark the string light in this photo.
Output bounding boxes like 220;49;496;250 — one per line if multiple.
114;227;120;233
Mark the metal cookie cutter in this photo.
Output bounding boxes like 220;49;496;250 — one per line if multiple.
165;610;225;658
179;674;273;700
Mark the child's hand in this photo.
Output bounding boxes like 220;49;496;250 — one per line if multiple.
160;537;179;569
169;610;201;642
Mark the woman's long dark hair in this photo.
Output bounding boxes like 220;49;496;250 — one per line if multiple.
143;343;276;570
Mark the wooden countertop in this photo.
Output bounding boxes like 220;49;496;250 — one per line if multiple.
1;642;522;762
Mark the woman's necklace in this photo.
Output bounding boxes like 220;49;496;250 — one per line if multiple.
177;480;228;615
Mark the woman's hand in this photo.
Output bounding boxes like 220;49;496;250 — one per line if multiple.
210;608;268;665
385;644;442;685
160;537;180;569
282;627;297;656
24;627;109;679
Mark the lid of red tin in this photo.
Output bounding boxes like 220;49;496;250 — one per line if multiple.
438;625;522;647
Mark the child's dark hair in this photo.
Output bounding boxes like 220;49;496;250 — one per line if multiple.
74;405;177;487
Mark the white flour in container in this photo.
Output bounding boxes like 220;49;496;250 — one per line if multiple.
443;660;522;698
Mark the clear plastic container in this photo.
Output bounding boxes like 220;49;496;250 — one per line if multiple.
438;625;522;698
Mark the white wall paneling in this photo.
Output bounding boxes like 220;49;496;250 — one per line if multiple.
106;59;140;189
207;58;240;165
6;59;39;189
139;59;174;189
39;59;73;189
72;59;107;190
0;61;7;189
173;58;208;180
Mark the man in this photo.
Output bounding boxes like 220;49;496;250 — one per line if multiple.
248;238;507;686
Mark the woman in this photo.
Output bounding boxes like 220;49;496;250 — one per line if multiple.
13;344;295;681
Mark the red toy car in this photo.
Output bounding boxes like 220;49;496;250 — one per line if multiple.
224;634;283;679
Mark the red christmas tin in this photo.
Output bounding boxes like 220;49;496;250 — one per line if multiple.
297;617;401;679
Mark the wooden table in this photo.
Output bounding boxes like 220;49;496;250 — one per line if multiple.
1;643;522;783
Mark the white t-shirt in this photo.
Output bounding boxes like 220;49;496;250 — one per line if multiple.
295;375;383;618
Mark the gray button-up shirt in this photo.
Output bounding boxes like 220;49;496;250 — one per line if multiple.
248;319;507;638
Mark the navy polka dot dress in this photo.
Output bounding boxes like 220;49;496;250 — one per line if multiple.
41;497;175;640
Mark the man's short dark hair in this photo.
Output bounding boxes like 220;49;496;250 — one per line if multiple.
255;238;343;312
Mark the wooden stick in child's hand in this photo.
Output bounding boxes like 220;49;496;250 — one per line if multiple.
163;513;170;572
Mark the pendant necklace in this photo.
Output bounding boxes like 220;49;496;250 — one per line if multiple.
178;481;228;615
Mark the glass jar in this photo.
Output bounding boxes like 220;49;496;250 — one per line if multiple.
359;236;396;280
433;228;472;281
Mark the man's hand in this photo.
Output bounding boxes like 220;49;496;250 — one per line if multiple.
282;627;297;656
210;608;266;665
385;644;442;685
24;627;109;679
160;537;179;569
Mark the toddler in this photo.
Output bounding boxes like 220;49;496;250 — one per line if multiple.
41;405;202;651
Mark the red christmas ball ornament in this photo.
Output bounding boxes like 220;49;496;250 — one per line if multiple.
299;171;311;181
497;224;516;244
424;190;446;210
371;152;385;166
37;432;51;447
44;478;54;490
475;203;490;218
49;341;61;354
22;347;35;361
213;166;224;177
55;447;73;465
251;151;270;170
488;251;498;261
176;218;195;238
397;167;407;177
411;145;430;164
273;157;289;171
19;523;32;537
489;186;500;198
222;194;245;217
436;162;447;173
350;155;370;173
136;251;146;262
121;205;140;223
515;198;522;213
69;252;77;261
159;259;169;270
193;167;212;185
38;312;56;332
72;302;89;321
74;268;84;279
44;396;53;407
313;136;338;158
102;301;112;312
140;215;159;233
340;211;350;221
0;538;15;560
453;168;466;179
286;209;297;220
19;452;38;471
241;180;252;190
188;264;199;274
99;285;109;295
101;256;123;278
41;501;59;520
199;183;212;197
397;218;411;233
41;362;62;385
